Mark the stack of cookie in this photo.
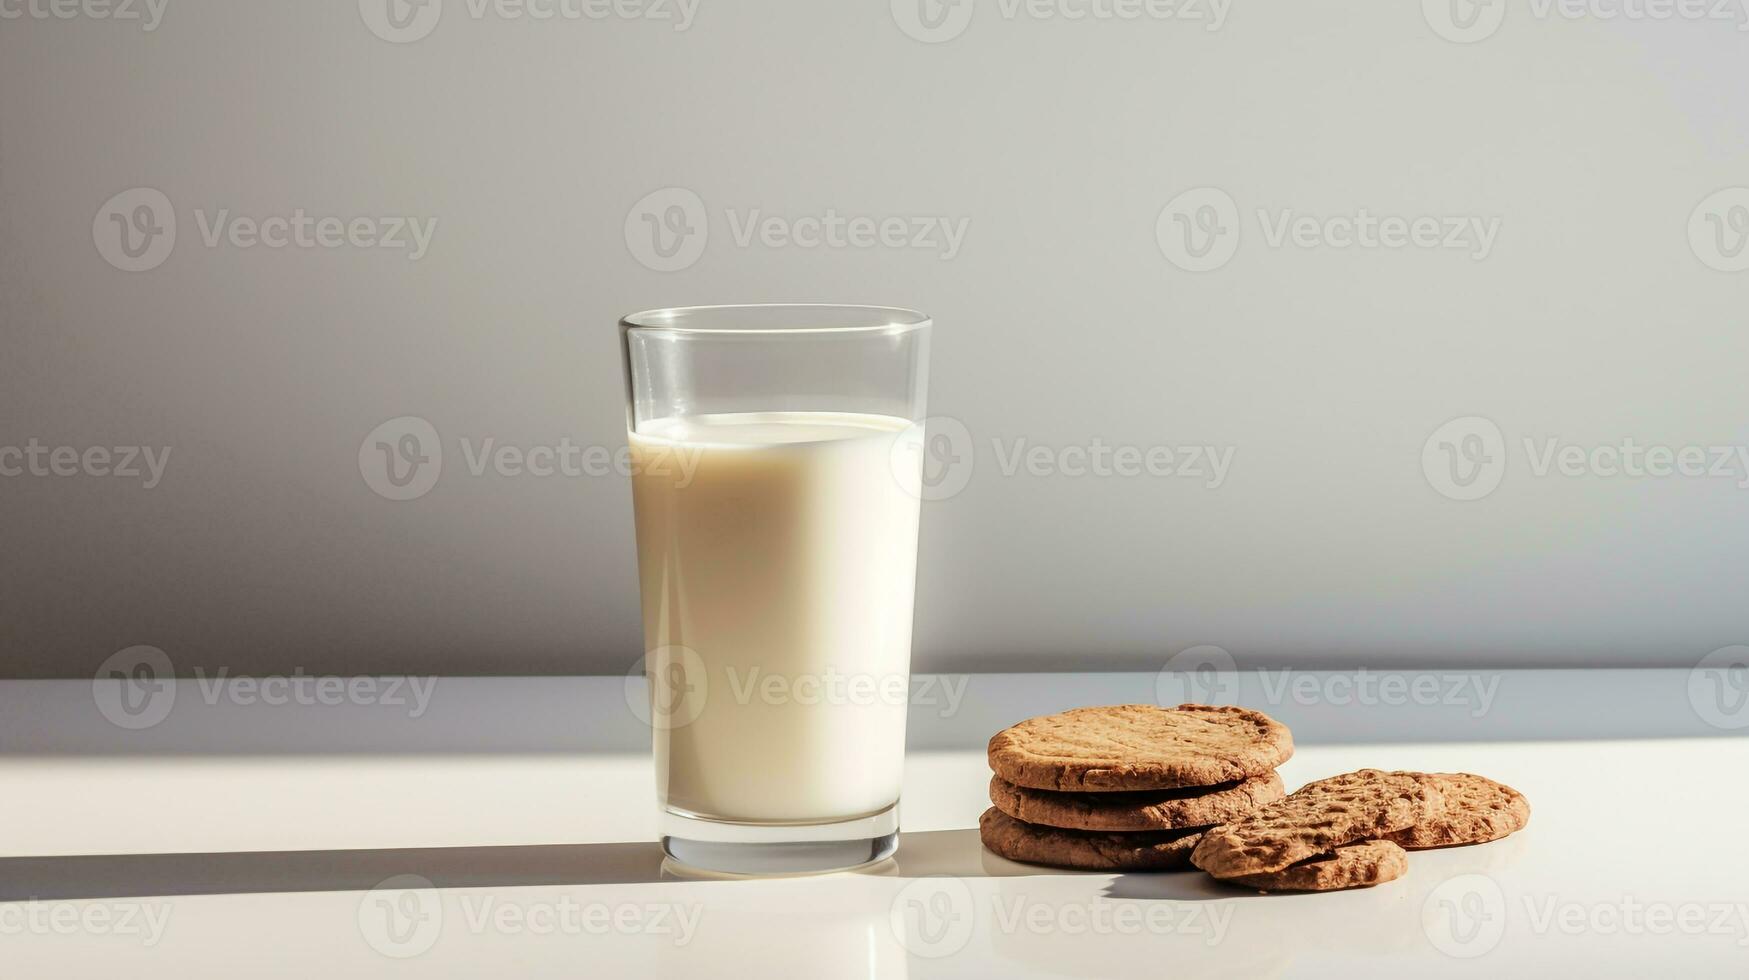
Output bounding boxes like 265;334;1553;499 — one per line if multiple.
979;704;1295;872
978;705;1532;892
1190;768;1530;892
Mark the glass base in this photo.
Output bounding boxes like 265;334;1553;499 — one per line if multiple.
660;803;899;877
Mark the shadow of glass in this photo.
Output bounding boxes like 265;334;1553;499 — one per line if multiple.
0;822;1533;904
0;827;1153;901
0;841;670;902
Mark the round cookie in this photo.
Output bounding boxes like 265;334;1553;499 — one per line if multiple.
978;808;1204;871
1192;769;1445;879
1225;840;1409;892
988;771;1286;832
987;704;1294;792
1383;772;1529;850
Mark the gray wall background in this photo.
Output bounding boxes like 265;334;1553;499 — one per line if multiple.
3;1;1747;677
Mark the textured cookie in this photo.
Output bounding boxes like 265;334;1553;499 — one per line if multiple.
1191;769;1445;879
1226;840;1409;892
987;704;1294;792
1383;773;1530;850
978;807;1204;871
989;771;1286;832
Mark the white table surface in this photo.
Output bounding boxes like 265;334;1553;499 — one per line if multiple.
3;670;1747;978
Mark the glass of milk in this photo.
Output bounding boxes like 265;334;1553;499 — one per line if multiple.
620;304;931;875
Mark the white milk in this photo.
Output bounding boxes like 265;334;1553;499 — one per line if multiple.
629;412;923;823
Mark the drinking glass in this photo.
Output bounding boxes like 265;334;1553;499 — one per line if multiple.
621;304;931;875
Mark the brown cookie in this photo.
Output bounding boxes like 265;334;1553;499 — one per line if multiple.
988;771;1286;832
1383;772;1530;850
978;807;1204;871
1225;840;1409;892
1191;769;1445;879
987;704;1294;792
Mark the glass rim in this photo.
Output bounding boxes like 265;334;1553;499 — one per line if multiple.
620;304;931;337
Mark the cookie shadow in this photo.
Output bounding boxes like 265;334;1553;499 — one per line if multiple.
867;829;1243;902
